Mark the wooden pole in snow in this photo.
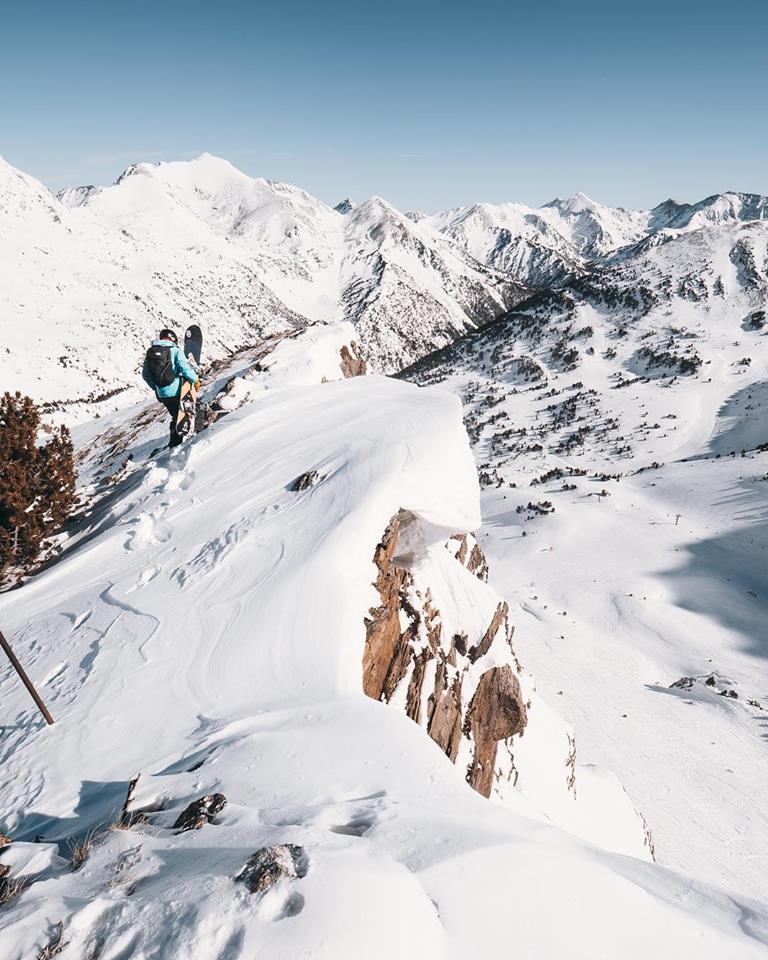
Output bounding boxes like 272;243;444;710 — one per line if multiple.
0;628;54;725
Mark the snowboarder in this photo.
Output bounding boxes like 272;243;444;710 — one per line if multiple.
142;329;200;447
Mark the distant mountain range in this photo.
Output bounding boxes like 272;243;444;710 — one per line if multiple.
1;152;767;410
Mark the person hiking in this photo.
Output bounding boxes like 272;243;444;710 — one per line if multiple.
142;328;200;447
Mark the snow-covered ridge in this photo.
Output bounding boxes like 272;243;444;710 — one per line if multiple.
427;188;768;284
1;328;763;958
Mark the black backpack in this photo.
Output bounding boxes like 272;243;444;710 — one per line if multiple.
145;344;176;387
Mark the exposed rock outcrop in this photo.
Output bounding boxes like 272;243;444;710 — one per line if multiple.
235;844;307;895
290;470;322;492
464;666;526;795
449;532;489;582
173;793;227;832
339;341;367;378
364;511;527;798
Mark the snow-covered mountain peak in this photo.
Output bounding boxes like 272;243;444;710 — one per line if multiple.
546;191;601;215
646;191;768;234
0;156;66;224
351;194;403;219
57;184;101;208
344;194;428;246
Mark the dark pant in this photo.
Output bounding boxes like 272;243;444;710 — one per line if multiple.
159;384;183;448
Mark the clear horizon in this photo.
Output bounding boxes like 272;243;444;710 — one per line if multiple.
12;151;768;216
2;0;767;212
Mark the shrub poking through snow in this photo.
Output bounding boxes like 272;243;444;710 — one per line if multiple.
0;391;76;585
0;871;27;909
67;827;101;870
35;922;68;959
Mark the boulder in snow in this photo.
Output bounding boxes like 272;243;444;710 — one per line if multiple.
173;793;227;832
234;844;307;895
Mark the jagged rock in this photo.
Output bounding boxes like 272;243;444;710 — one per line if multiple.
670;675;739;700
450;533;489;582
339;342;367;378
363;516;411;701
0;864;10;879
290;470;321;492
334;198;354;215
426;656;463;761
234;844;307;895
364;512;527;798
173;793;227;832
468;601;508;661
0;834;11;849
465;666;527;796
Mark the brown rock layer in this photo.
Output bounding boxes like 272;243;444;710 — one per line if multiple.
364;512;528;798
464;666;526;795
339;341;367;378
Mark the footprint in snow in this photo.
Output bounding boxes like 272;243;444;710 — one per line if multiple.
165;468;195;492
124;512;173;551
329;810;377;837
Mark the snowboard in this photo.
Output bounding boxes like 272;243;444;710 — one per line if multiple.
175;324;203;440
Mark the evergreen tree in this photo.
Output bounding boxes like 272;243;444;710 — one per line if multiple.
0;392;76;583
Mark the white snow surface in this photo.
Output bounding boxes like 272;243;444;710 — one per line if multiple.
402;242;768;910
3;154;768;956
2;348;766;956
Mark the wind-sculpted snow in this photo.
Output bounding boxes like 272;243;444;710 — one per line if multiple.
2;346;765;956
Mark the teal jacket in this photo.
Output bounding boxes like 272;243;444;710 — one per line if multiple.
142;339;198;399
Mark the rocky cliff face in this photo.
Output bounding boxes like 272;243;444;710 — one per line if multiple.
364;511;527;798
362;511;653;862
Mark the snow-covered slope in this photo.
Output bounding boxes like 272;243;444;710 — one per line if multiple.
400;219;768;903
340;196;519;371
1;333;765;958
4;153;768;954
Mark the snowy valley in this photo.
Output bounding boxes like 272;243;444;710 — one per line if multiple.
1;155;767;958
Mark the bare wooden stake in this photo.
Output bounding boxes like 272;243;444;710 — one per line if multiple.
0;628;54;725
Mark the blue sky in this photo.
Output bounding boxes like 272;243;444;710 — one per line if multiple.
2;0;766;211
